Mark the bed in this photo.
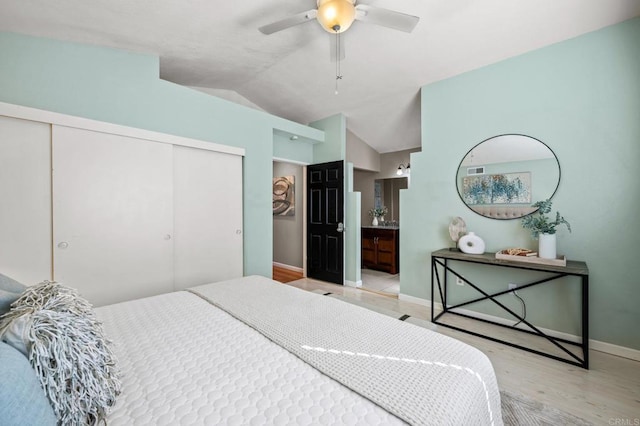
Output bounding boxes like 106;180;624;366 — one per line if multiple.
95;275;503;425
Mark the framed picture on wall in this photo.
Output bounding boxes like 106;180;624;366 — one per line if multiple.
273;175;295;216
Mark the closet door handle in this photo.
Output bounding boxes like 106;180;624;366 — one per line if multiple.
57;241;69;249
164;234;172;240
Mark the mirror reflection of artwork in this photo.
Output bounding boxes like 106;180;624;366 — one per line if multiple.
273;176;295;216
456;134;560;220
462;172;531;205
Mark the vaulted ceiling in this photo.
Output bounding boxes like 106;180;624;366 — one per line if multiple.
1;0;639;152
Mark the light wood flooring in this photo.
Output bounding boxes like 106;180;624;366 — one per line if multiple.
283;277;640;425
272;265;303;283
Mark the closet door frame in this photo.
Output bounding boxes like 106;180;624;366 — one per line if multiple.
0;103;244;156
0;101;245;302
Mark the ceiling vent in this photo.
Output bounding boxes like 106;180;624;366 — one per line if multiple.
467;166;485;176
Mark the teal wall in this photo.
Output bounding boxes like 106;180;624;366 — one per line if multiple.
345;163;362;285
273;130;317;164
402;18;640;349
311;113;346;163
0;32;324;279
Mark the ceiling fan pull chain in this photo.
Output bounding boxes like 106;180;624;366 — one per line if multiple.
334;24;342;95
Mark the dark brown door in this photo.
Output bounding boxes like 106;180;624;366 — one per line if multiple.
307;160;344;285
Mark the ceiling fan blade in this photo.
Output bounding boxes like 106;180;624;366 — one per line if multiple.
259;9;318;35
354;4;419;33
329;33;346;62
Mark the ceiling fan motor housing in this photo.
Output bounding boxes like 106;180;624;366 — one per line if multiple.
317;0;356;33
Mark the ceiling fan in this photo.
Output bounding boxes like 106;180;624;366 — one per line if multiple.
258;0;420;36
259;0;419;93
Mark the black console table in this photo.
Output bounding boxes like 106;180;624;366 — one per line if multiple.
431;249;589;368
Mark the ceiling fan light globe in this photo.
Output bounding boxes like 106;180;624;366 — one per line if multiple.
317;0;356;33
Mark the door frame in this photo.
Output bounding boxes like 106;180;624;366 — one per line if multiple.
273;157;355;286
272;158;309;278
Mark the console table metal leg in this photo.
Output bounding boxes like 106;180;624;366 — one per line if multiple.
583;275;589;369
443;259;448;311
432;257;448;321
431;257;435;321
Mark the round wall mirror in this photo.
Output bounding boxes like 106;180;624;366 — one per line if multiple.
456;134;560;220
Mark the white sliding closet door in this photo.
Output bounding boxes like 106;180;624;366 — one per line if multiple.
0;116;52;285
52;126;174;307
173;145;243;290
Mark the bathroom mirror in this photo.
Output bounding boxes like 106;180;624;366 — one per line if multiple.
456;134;560;220
374;177;407;223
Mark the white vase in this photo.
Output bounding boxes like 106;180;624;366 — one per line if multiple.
372;216;378;226
538;233;556;259
458;232;486;254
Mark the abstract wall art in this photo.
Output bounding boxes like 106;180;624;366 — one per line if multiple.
273;175;295;216
462;172;531;205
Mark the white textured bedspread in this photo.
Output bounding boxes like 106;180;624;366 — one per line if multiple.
97;275;502;425
97;288;404;425
191;276;502;426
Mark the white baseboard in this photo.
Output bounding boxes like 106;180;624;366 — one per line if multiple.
398;293;443;311
453;307;583;342
272;262;303;273
397;294;640;362
590;340;640;362
345;280;362;288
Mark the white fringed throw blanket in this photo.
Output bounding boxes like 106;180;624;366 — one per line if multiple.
0;282;121;425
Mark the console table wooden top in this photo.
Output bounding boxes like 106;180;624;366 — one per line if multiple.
431;249;589;276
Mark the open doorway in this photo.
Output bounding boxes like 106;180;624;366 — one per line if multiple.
351;145;420;296
272;160;305;283
357;174;408;297
362;176;406;294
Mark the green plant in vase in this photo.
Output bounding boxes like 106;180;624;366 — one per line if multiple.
521;199;571;259
368;206;388;226
521;199;571;238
